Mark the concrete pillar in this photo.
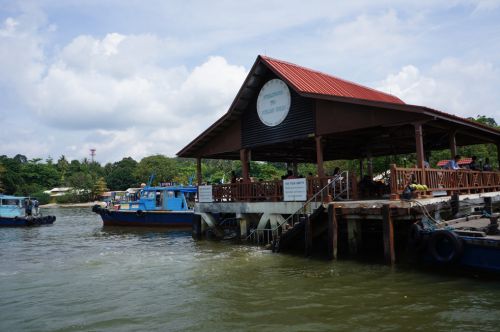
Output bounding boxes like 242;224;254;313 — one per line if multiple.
347;220;362;255
382;204;395;265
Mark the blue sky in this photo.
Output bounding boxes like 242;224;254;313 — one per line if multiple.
1;0;499;163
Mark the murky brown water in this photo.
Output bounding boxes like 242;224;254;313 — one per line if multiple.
1;207;499;331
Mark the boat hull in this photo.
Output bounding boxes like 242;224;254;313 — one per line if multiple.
95;208;196;228
0;215;56;227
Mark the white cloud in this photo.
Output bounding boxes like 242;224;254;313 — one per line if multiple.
1;0;499;163
377;59;500;120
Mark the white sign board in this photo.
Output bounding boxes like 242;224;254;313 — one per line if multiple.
283;178;307;201
198;185;213;203
256;79;291;127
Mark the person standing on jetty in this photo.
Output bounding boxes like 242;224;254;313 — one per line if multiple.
445;155;461;170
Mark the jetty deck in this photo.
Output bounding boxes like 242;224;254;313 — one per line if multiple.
178;55;500;266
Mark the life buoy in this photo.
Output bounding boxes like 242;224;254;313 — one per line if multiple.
136;210;144;217
428;230;463;264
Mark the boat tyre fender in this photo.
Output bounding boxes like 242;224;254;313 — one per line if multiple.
409;223;426;252
92;204;100;213
428;230;463;264
26;216;35;226
136;210;144;217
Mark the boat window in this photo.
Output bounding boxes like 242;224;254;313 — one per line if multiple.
167;191;174;198
1;199;20;206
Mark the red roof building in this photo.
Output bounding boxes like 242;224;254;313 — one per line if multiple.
178;55;500;183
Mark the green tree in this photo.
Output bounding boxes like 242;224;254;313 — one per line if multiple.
105;157;139;190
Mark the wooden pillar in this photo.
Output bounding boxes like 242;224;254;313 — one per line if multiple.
359;159;364;179
367;156;373;179
327;204;338;260
449;130;457;158
451;193;460;216
497;143;500;169
484;196;492;215
414;123;425;169
315;136;325;178
240;149;249;181
196;158;202;185
292;162;298;177
382;204;395;265
304;215;312;257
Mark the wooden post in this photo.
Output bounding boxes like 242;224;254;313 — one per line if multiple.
451;193;460;217
315;136;325;178
497;143;500;170
484;196;493;215
449;130;457;159
390;164;398;200
292;162;298;177
359;159;364;179
305;215;312;257
382;204;395;265
327;204;338;260
196;158;202;185
350;172;358;200
414;123;425;169
367;156;373;179
240;149;249;181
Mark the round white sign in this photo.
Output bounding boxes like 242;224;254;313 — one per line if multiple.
256;79;291;127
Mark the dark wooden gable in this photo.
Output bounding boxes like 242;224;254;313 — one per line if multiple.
241;71;315;148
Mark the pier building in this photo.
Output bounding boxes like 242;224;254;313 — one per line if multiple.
178;55;500;263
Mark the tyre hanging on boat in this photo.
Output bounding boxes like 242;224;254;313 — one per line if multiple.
408;222;427;252
136;210;144;217
427;230;463;264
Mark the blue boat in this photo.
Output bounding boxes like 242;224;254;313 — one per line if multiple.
92;184;198;228
411;214;500;274
0;194;56;227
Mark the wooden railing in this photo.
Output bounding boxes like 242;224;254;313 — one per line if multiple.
207;174;357;202
390;164;500;197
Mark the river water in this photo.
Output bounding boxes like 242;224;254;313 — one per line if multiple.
1;208;500;332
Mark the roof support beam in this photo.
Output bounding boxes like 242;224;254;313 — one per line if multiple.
196;158;202;186
315;136;325;178
414;122;425;169
240;149;250;182
449;130;458;158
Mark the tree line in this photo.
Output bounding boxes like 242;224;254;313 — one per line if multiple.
0;116;497;204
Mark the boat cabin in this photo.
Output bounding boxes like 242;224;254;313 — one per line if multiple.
118;186;197;212
0;195;27;218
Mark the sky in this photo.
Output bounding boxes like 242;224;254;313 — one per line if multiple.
1;0;499;164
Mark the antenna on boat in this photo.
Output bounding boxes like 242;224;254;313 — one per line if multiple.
147;174;155;187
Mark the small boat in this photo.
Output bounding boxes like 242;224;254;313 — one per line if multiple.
0;194;56;227
92;184;198;228
411;214;500;273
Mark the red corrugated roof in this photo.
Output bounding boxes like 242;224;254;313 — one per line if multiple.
437;158;473;167
260;55;405;105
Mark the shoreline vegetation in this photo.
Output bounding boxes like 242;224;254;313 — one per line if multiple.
0;116;498;203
